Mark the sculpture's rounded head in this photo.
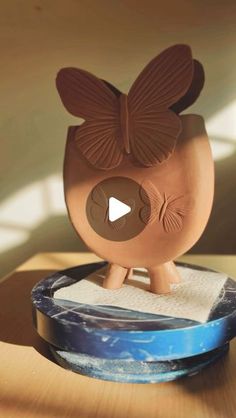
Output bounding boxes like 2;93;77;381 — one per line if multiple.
57;44;214;268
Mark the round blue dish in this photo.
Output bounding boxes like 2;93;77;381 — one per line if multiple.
31;261;236;382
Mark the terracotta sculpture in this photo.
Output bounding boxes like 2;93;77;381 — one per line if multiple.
56;44;214;294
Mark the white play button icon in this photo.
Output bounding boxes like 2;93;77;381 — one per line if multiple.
87;177;148;240
108;197;131;222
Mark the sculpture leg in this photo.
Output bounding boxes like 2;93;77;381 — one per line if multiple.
125;268;133;280
148;261;181;294
165;261;181;284
103;263;128;290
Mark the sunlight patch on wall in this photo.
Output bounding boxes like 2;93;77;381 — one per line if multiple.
206;100;236;161
0;174;66;252
0;226;29;253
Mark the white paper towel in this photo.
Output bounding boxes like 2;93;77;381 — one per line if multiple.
54;265;227;323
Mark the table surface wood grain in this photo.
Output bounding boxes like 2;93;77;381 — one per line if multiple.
0;252;235;418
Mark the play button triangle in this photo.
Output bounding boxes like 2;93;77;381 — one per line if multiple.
108;197;131;222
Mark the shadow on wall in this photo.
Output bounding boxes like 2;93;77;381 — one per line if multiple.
0;214;87;277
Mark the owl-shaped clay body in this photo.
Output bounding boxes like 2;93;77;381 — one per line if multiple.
57;45;214;294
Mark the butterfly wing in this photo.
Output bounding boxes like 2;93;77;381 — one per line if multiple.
162;195;190;233
75;119;123;169
56;68;123;169
92;185;108;207
140;180;163;224
108;217;126;231
171;59;205;114
56;67;119;119
129;111;181;166
163;210;185;233
128;45;194;166
90;185;108;221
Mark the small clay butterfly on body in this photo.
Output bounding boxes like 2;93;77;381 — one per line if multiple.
56;44;204;170
140;180;193;233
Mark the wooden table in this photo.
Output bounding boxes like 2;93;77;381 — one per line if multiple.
0;253;235;418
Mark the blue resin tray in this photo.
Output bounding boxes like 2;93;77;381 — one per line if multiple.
31;261;236;383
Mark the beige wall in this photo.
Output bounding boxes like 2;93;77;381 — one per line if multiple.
1;0;236;276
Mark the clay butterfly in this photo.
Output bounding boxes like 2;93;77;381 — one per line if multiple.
140;180;192;233
56;44;204;170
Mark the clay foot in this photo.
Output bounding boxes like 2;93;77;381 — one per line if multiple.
103;263;128;290
125;268;133;280
165;261;181;284
148;261;181;294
